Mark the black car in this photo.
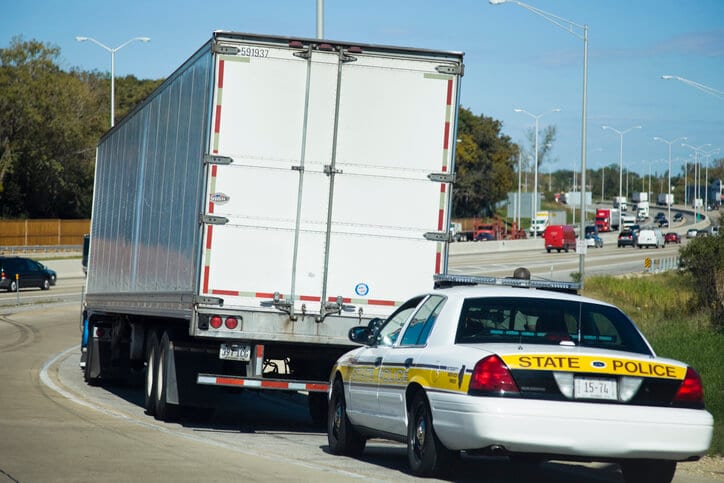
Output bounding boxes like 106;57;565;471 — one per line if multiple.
673;212;683;222
617;229;636;248
658;218;669;228
0;256;57;291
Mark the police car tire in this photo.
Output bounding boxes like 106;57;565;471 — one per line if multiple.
144;332;159;415
620;459;676;483
407;392;455;477
327;378;366;456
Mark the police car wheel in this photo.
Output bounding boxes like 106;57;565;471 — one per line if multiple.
407;391;455;477
327;378;365;456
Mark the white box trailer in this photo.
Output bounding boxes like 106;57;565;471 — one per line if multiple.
83;31;464;422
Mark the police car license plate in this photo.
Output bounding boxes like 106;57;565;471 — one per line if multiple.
219;343;251;361
574;377;617;400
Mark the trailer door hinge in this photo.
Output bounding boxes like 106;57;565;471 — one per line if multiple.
201;214;229;225
324;165;343;176
424;231;451;242
193;295;224;306
204;154;233;165
428;172;456;183
212;44;240;55
436;63;464;76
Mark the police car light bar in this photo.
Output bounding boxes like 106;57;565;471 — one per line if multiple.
434;273;581;294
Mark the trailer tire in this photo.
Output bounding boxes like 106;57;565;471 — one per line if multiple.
154;331;178;421
83;324;101;386
144;331;159;416
308;392;328;427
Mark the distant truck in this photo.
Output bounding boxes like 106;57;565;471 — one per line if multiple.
657;193;674;206
595;208;621;232
543;224;576;253
631;192;648;203
613;196;628;212
636;201;650;219
620;214;636;230
81;31;464;422
529;210;566;236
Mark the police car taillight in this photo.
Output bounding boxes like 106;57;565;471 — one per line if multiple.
673;367;704;403
469;355;520;394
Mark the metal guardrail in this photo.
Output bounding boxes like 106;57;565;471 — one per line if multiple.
0;245;82;254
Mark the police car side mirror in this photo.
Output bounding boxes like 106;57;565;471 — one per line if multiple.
349;326;374;346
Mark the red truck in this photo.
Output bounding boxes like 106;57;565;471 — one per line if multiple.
595;208;620;232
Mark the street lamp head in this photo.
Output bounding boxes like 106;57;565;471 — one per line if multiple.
489;0;508;4
75;36;89;42
661;75;674;80
137;37;151;43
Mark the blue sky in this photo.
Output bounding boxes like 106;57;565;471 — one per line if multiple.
3;0;723;181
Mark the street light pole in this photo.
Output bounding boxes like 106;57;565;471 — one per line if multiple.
76;36;151;127
682;143;712;222
654;136;687;226
490;0;589;287
662;75;724;100
514;108;560;239
701;148;720;211
602;125;642;210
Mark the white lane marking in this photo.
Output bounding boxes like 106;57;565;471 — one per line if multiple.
40;346;372;481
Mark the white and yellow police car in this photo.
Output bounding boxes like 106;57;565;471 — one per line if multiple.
327;274;713;482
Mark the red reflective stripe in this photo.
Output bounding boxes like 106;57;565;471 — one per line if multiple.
446;78;453;105
203;266;210;294
256;345;264;358
218;59;225;88
214;104;222;134
216;377;241;386
256;292;278;299
443;121;450;150
300;295;321;302
367;299;396;306
261;380;288;389
435;251;441;275
211;289;238;296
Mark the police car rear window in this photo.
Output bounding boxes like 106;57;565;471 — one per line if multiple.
455;297;652;355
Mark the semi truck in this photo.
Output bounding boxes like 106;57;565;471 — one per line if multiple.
613;196;628;212
529;210;566;236
631;192;648;203
657;193;674;206
595;208;620;232
81;31;464;423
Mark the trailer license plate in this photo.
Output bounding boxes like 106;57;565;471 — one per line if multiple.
574;377;617;400
219;344;251;362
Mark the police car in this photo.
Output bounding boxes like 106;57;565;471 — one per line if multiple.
327;273;713;482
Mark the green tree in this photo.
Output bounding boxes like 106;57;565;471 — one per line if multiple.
453;107;517;217
0;37;104;218
679;233;724;331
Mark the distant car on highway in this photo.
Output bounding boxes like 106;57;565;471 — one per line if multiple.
658;217;669;228
617;229;636;248
0;256;57;291
673;212;683;222
327;278;714;480
664;232;681;244
636;228;665;248
585;232;603;248
686;228;699;239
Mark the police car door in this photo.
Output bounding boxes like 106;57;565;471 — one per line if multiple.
376;295;445;436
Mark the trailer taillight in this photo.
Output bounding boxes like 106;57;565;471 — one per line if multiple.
224;317;239;330
210;315;223;329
